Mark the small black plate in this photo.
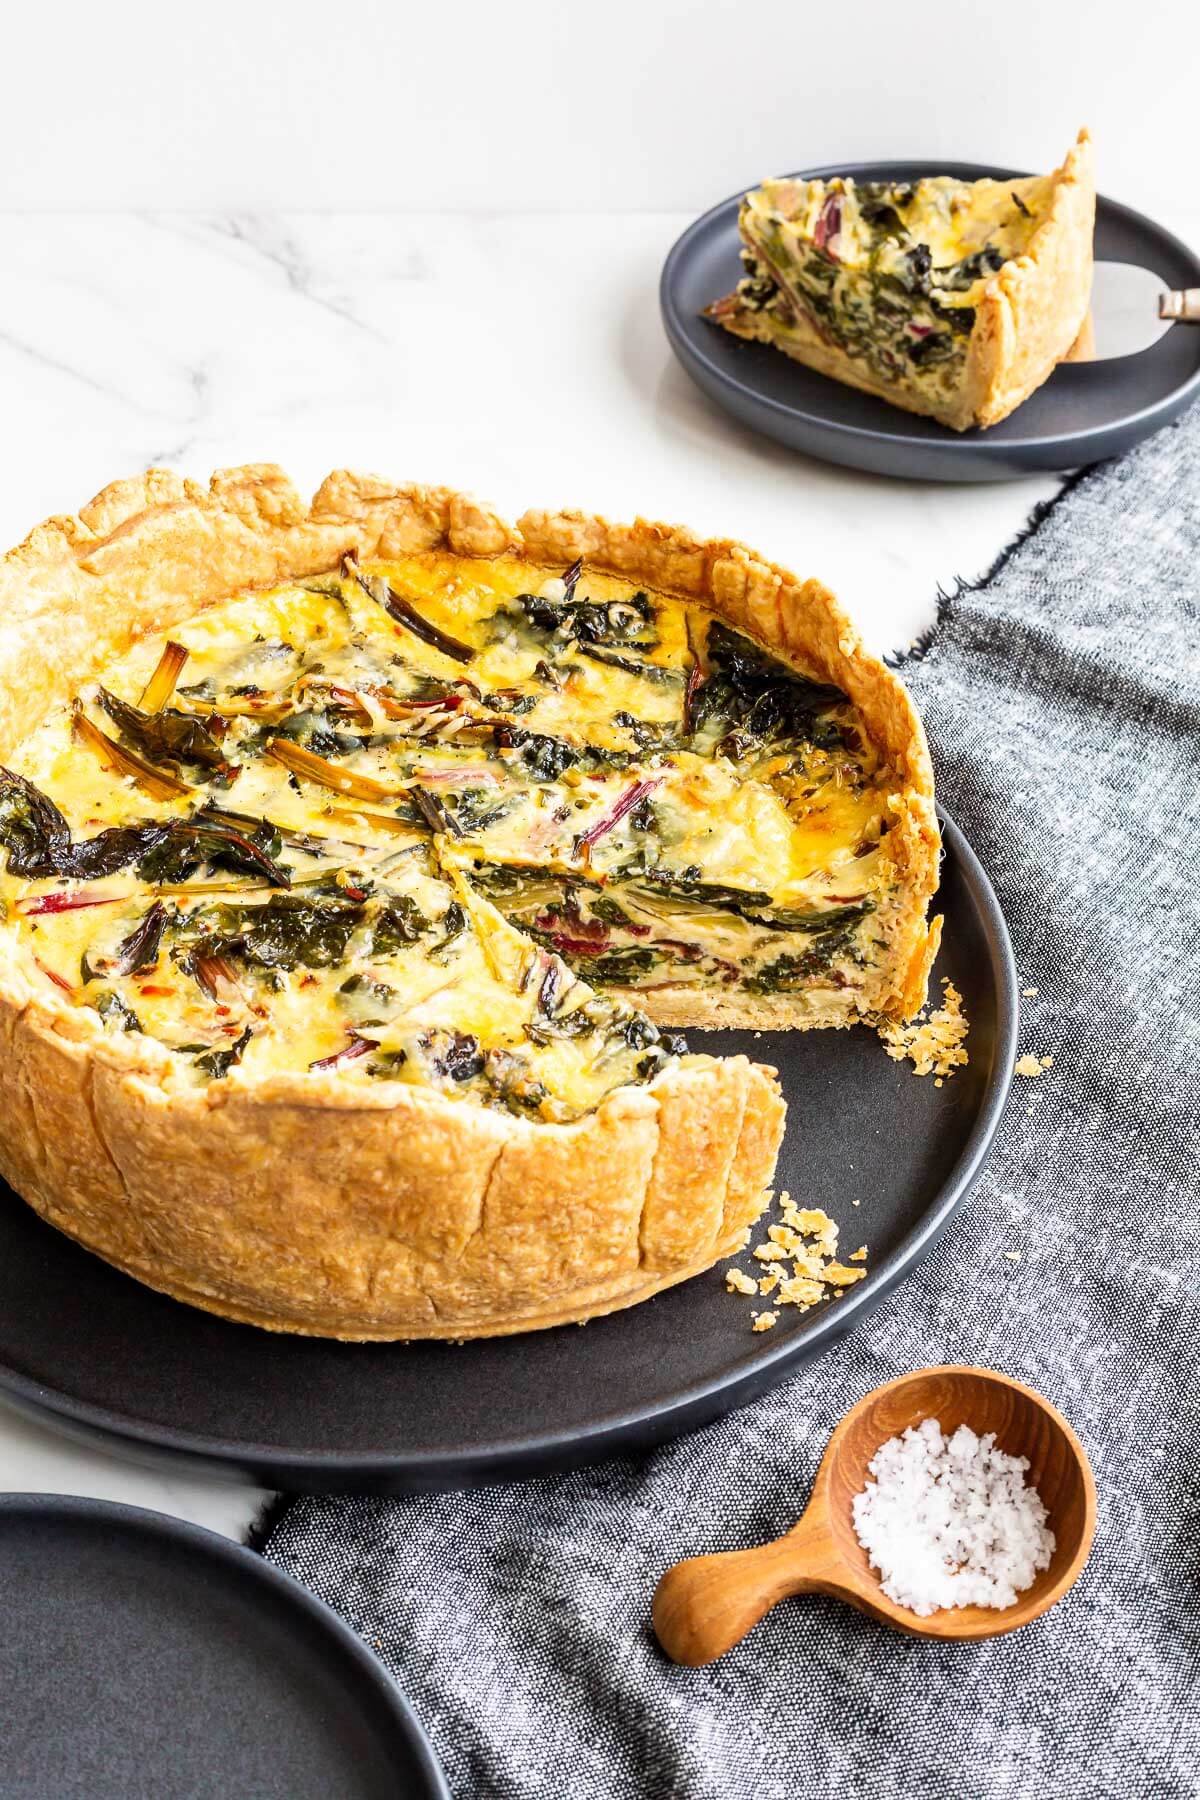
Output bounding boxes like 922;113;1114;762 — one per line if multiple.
661;160;1200;481
0;1494;448;1800
0;814;1015;1493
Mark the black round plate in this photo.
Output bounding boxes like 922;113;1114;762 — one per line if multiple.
661;159;1200;481
0;1494;447;1800
0;814;1015;1493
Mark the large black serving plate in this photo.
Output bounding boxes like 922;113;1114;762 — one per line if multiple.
0;1495;448;1798
0;813;1015;1493
661;160;1200;481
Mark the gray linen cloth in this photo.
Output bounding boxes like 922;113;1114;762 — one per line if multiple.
259;411;1200;1799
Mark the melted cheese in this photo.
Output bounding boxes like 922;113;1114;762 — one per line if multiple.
1;554;900;1110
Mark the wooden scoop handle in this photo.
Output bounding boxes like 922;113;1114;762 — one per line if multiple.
1160;289;1200;323
652;1509;844;1667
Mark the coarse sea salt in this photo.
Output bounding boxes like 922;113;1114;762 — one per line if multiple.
850;1417;1055;1617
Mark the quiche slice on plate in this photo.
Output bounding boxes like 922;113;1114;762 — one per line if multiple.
0;468;940;1339
706;130;1094;431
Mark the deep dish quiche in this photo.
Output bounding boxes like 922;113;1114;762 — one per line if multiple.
0;467;940;1339
706;130;1094;430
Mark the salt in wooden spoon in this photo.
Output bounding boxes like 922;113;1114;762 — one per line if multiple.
653;1365;1096;1662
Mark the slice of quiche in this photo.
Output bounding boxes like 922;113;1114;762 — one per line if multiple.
706;130;1094;431
0;469;940;1339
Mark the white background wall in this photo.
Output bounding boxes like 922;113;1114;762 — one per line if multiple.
0;0;1195;228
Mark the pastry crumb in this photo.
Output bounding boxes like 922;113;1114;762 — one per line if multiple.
1022;986;1039;997
878;978;969;1080
1004;1251;1022;1262
823;1261;868;1288
1015;1054;1045;1077
723;1199;869;1330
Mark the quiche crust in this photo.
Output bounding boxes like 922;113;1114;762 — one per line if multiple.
0;467;938;1339
712;129;1095;432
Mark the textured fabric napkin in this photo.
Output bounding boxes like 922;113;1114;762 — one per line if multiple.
258;411;1200;1799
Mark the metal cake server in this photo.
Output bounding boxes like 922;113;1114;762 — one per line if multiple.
1087;261;1200;360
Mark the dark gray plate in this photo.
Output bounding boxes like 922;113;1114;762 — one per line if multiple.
0;1494;447;1800
0;814;1015;1493
661;160;1200;480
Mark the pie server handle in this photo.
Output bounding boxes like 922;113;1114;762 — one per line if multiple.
1159;288;1200;323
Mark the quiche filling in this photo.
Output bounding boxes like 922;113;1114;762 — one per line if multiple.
0;554;906;1118
708;171;1052;412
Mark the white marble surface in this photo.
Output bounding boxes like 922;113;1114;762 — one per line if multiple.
0;209;1066;1541
1;213;1062;654
3;4;1198;223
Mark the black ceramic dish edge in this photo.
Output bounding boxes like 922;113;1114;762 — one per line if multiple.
0;1493;450;1799
0;813;1018;1492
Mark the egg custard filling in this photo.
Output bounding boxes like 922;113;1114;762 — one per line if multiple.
715;173;1050;408
0;553;904;1120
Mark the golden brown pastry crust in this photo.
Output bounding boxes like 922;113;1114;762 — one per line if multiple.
714;130;1095;432
0;467;938;1339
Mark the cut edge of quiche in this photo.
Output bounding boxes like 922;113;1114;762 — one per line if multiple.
0;467;939;1339
706;128;1095;432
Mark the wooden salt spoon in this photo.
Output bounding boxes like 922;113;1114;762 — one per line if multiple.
653;1366;1096;1662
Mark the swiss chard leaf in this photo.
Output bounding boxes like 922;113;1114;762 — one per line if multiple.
935;245;1005;293
631;872;871;935
690;623;846;750
634;872;773;911
113;901;169;975
907;332;956;367
429;900;468;960
445;789;511;835
194;1025;253;1079
585;945;661;984
750;900;873;934
68;825;175;880
408;787;463;837
368;894;429;955
137;817;290;888
197;894;362;971
95;989;142;1033
343;556;475;665
0;769;173;881
745;924;860;992
0;771;290;889
493;727;635;782
515;588;655;649
96;687;228;773
0;768;73;876
575;644;681;685
420;1028;485;1083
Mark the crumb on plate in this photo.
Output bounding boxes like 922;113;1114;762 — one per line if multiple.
723;1197;868;1331
878;978;969;1080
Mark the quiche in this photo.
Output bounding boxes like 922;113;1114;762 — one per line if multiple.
706;130;1094;431
0;467;940;1339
